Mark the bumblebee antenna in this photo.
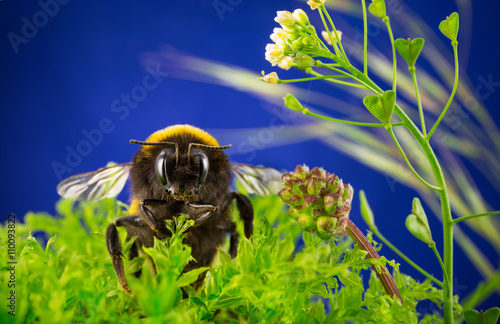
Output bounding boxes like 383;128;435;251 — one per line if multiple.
130;140;179;167
188;143;232;156
187;143;232;164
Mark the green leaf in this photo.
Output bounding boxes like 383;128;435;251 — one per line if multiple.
359;190;375;228
368;0;386;19
394;38;425;67
176;267;210;287
338;271;363;290
439;12;459;41
362;90;396;126
464;307;500;324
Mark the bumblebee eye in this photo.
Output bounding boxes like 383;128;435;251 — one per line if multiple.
155;150;173;192
196;152;209;191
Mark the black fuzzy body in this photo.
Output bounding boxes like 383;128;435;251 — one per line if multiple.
128;131;233;270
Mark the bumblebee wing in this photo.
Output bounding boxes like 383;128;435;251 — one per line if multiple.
231;162;283;196
57;162;133;201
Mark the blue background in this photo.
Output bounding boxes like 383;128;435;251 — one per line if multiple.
1;0;499;313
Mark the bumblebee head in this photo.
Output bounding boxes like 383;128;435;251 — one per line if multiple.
130;139;231;199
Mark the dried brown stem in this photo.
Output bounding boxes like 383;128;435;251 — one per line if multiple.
346;219;403;303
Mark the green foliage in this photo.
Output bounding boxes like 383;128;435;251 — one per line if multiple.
368;0;387;19
439;12;459;42
362;90;396;126
464;307;500;324
1;196;449;323
395;38;425;67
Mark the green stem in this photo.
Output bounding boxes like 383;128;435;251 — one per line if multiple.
302;108;404;128
383;17;397;92
361;0;368;76
426;42;459;141
317;8;341;58
452;211;500;225
387;126;442;191
278;75;350;83
311;64;378;92
321;6;350;65
346;220;402;302
354;71;454;323
371;226;443;287
430;242;449;286
308;69;367;89
409;66;427;136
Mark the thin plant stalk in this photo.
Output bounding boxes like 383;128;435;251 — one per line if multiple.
346;219;403;302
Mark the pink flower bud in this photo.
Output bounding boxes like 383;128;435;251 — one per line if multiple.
293;165;308;179
278;188;291;201
298;213;316;231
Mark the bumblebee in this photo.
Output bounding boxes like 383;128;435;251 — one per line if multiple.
57;124;281;294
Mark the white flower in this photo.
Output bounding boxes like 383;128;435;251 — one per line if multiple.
307;0;325;10
275;10;296;27
265;43;285;66
322;30;342;46
270;27;288;45
260;71;279;84
277;56;293;70
292;9;309;24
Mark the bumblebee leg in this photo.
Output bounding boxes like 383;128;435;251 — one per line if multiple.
224;192;254;238
185;203;218;225
140;199;172;234
106;214;146;295
217;221;239;258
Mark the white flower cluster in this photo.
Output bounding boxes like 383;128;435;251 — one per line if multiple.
264;9;320;70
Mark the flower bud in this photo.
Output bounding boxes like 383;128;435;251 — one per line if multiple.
283;93;305;112
293;53;316;70
288;206;302;220
292;9;309;24
291;179;304;195
281;173;292;183
310;167;325;178
304;195;321;207
317;216;337;233
275;10;296;27
278;188;291;201
324;193;339;214
307;177;323;195
316;229;332;241
298;213;316;231
289;195;303;206
293;164;309;179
